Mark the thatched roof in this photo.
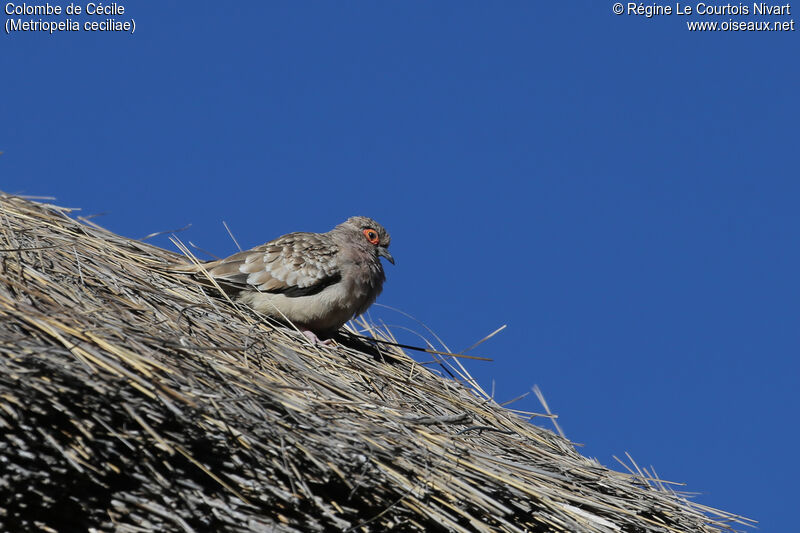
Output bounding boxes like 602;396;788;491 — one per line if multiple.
0;193;750;532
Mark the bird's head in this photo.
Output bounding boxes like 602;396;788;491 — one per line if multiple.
336;216;394;265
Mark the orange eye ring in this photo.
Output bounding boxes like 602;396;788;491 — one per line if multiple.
363;228;380;245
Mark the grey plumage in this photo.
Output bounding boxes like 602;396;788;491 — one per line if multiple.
188;216;393;339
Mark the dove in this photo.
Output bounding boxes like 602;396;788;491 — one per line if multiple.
184;216;393;343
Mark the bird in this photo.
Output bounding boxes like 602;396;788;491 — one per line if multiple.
181;216;394;343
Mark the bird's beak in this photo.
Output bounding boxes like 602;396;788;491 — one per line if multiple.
378;247;395;265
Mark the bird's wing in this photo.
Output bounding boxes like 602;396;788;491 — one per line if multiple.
203;232;341;297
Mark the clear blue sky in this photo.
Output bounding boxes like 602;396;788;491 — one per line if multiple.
3;3;797;530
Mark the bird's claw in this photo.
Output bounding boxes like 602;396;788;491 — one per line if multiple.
302;330;335;346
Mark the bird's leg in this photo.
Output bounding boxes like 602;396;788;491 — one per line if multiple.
302;329;335;346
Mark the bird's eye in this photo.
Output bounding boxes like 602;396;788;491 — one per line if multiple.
363;228;380;245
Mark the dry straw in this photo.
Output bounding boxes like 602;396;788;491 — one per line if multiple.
0;193;752;532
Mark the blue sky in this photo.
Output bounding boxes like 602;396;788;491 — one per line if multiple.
3;2;797;530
